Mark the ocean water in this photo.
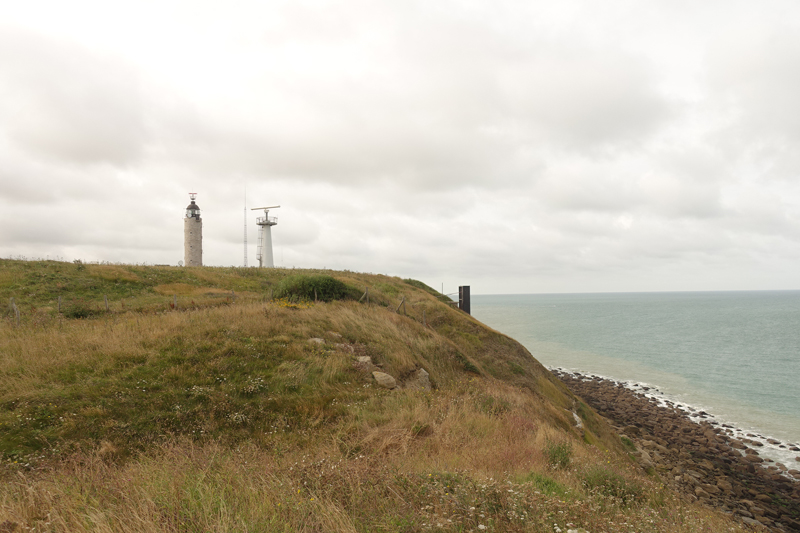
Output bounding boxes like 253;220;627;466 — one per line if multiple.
472;291;800;465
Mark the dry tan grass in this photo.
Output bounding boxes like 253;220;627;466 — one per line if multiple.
152;283;226;296
0;433;751;533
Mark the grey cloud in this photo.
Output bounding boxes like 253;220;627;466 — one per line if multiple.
147;12;668;192
704;26;800;186
0;28;145;166
498;47;672;148
709;29;800;140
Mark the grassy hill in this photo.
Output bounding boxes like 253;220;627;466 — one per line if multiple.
0;259;748;532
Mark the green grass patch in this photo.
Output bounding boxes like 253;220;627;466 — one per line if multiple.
620;435;637;452
520;472;571;498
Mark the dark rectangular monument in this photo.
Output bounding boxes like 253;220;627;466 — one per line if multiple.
459;285;471;315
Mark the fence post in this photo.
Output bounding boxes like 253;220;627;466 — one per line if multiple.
395;297;405;314
9;297;14;313
14;303;20;326
104;295;109;312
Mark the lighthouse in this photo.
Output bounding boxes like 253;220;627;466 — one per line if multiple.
184;193;203;266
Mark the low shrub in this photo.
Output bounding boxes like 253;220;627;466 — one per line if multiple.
273;274;359;302
62;301;104;319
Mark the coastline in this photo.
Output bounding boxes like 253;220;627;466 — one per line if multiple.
552;369;800;532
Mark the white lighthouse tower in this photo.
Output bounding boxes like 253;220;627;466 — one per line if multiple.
184;193;203;266
251;205;279;267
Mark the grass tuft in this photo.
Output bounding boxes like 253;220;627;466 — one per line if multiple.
581;466;644;506
544;438;573;469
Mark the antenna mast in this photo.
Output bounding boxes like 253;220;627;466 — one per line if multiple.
243;186;248;267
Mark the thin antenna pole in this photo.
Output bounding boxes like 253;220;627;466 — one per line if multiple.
243;185;248;267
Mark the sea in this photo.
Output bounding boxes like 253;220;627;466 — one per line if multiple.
472;291;800;466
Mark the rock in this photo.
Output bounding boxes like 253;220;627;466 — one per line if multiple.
308;338;325;345
783;516;800;530
639;449;655;470
623;425;640;436
740;516;764;528
686;469;703;480
695;486;710;499
717;478;733;492
352;356;375;372
372;371;396;389
406;368;431;391
334;343;355;353
755;515;773;526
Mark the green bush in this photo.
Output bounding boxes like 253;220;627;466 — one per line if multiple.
544;439;572;469
273;274;359;302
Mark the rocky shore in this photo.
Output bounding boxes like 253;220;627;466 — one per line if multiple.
552;369;800;532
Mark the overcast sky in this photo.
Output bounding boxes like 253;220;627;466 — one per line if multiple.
2;0;800;294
